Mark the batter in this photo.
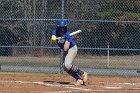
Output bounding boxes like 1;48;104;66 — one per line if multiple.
51;20;88;85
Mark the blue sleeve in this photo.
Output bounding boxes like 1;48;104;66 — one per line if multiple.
65;32;76;48
66;32;71;35
65;32;72;42
52;30;56;36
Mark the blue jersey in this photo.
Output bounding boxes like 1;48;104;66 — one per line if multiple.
52;30;76;50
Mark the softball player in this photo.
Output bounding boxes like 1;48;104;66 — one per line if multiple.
51;20;88;85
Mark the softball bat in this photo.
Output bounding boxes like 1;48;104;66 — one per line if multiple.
56;30;82;40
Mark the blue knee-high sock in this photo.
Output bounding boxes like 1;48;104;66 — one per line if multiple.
76;68;84;75
71;73;81;80
64;65;82;80
65;65;84;80
68;65;84;75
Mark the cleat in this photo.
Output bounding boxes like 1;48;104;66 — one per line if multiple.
74;80;83;86
82;72;88;83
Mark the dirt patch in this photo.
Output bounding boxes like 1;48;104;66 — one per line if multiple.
0;72;139;93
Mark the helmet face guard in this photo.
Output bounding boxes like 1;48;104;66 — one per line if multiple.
56;26;67;37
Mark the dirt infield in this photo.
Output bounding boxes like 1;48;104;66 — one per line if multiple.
0;72;139;93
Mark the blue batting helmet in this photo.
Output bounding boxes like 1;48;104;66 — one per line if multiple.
57;20;67;27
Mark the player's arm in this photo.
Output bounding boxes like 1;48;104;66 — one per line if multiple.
64;40;70;51
63;33;71;51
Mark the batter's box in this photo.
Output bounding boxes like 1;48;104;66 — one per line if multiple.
44;80;88;86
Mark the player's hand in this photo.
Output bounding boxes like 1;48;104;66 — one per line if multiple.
58;38;65;43
64;34;70;40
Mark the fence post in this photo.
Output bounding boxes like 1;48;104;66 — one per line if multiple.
60;0;65;74
60;50;64;73
107;42;110;67
61;0;64;19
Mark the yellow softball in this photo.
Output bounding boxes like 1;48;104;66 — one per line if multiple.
51;35;56;42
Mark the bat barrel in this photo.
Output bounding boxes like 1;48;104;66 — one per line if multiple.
70;30;82;36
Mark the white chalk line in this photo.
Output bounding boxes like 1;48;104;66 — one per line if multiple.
92;82;140;85
104;86;123;90
36;81;93;91
94;82;140;90
44;90;113;93
0;80;92;92
0;80;140;92
44;90;73;93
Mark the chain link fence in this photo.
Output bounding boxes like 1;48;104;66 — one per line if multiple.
0;0;140;75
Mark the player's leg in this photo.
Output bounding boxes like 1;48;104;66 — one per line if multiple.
64;66;83;85
65;64;88;84
64;45;88;85
64;45;83;85
63;46;83;85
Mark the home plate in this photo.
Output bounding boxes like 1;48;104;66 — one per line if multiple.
104;86;122;90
